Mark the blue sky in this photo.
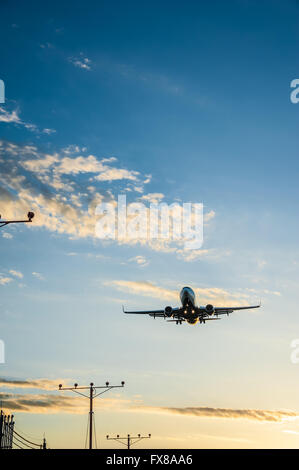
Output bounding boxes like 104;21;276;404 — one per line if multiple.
0;0;299;449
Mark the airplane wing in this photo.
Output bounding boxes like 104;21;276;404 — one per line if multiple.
213;304;261;315
122;306;180;317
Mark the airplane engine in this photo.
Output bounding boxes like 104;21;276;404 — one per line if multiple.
205;304;214;315
164;306;173;317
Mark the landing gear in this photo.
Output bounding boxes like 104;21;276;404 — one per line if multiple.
176;320;183;325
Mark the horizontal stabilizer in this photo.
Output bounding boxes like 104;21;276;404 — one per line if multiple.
204;317;221;321
167;319;185;322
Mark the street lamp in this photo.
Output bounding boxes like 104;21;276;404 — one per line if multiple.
0;211;35;228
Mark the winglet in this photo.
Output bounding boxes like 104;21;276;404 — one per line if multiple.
122;305;125;313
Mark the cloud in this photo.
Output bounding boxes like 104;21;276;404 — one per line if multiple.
0;139;217;260
54;155;102;175
69;54;92;71
32;272;45;281
0;269;25;285
0;392;90;414
21;153;59;173
20;147;140;184
113;62;183;96
245;287;281;297
0;107;21;124
137;406;298;423
2;232;13;239
176;248;212;262
1;377;296;423
104;280;256;306
128;255;149;267
0;377;60;390
0;389;130;415
204;210;216;223
62;145;85;155
105;280;179;301
94;168;139;182
1;381;296;424
154;433;251;444
263;289;281;297
0;276;13;285
0;107;54;134
9;269;23;279
40;42;53;49
42;128;56;135
0;140;149;240
139;193;165;204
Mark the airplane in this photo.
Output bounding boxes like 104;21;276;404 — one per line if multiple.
123;286;261;325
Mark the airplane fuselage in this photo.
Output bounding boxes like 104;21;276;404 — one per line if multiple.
180;286;196;307
180;287;198;324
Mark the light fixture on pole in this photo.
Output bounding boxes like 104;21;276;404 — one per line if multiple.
0;211;35;228
59;381;125;449
106;433;151;450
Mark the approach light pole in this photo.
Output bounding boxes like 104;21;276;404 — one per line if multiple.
0;211;35;228
58;381;125;449
106;433;151;450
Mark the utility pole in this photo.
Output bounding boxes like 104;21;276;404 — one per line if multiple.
0;211;34;228
106;433;151;449
59;381;125;449
0;410;3;449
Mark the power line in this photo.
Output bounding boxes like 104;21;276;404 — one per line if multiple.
58;380;125;449
1;410;46;450
107;433;151;450
12;440;24;449
14;424;41;441
12;433;37;449
93;412;98;449
84;414;89;449
13;428;42;447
